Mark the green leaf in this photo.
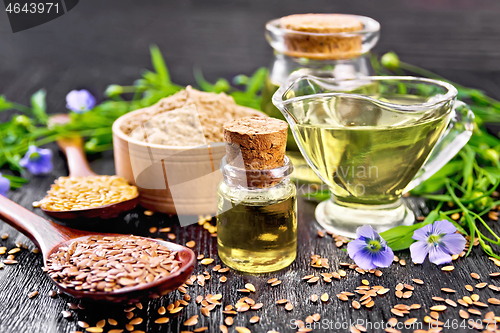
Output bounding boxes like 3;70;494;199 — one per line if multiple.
30;89;48;125
387;233;416;251
0;95;14;112
2;175;28;189
149;45;170;85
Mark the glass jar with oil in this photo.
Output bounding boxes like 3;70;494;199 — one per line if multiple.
217;116;297;273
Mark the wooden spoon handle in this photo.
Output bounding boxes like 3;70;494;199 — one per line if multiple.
57;136;96;177
0;195;73;254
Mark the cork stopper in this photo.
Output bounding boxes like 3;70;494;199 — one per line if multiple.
278;13;364;60
223;117;288;170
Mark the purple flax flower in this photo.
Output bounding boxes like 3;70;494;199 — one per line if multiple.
66;89;95;114
410;220;466;265
19;146;53;175
347;225;394;270
0;173;10;197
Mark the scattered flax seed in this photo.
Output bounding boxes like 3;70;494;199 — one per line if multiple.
395;283;404;291
404;318;417;325
96;320;106;328
276;299;288;305
317;230;325;238
445;299;457;307
218;267;230;273
410;304;421;310
307;277;319;284
475;282;488;289
245;283;256;292
3;260;18;264
49;290;57;298
220;276;227;283
200;258;214;265
402;291;412;298
361;279;369;286
375;270;383;277
219;325;228;333
490;272;500;277
78;321;89;328
321;293;329;302
130;318;143;325
235;328;251;333
271;280;282;287
167;233;176;240
429;312;439;320
197;254;205;260
441;266;454;271
337;294;349;301
285;303;293;311
351;300;361;309
1;233;8;240
251;303;263;310
463;296;473;304
108;319;118;326
159;227;171;233
473;301;488;307
61;311;72;319
149;227;158;233
310;294;319;302
28;291;38;298
194;328;208;332
186;241;195;248
471;272;480;279
144;210;154;216
465;285;473;292
387;318;397;327
395;290;403;298
183;316;199;326
441;288;456;293
158;306;166;315
471;294;480;302
468;309;482;316
412;278;424;285
8;248;20;254
459;309;469;319
237;289;251;293
249;316;260;324
430;305;447;311
488;298;500;305
399;259;406;266
86;328;103;333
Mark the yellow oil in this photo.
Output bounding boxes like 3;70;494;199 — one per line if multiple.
294;94;450;205
217;188;297;273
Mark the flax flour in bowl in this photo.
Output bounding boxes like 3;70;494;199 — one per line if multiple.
112;86;266;215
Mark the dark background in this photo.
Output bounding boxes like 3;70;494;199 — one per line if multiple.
1;1;500;333
1;0;500;112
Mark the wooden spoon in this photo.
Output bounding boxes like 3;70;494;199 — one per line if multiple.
0;195;195;303
41;114;139;220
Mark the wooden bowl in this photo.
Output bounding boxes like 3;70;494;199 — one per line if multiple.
112;106;266;215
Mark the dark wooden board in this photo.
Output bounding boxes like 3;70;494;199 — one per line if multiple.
1;1;500;332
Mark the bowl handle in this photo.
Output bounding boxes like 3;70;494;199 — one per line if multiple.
404;101;474;192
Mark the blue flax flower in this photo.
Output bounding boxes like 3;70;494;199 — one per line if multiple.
347;225;394;270
0;173;10;197
66;89;95;114
410;220;466;265
19;145;53;175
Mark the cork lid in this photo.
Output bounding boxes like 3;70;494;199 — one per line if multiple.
280;14;363;34
223;116;288;170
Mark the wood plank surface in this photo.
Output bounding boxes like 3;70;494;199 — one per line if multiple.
1;1;500;332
